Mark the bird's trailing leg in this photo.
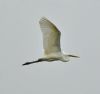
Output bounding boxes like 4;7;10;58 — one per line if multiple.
22;58;48;66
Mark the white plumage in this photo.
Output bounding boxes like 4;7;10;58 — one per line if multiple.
23;17;79;65
39;17;61;55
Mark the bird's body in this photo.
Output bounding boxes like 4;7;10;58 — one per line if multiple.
23;17;79;65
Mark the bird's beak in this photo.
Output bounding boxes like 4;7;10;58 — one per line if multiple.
68;55;80;58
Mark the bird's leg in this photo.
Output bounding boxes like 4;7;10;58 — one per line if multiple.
22;58;48;66
22;60;39;66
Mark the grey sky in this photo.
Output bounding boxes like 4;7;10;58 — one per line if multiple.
0;0;100;94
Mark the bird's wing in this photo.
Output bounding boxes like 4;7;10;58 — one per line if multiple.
39;17;61;55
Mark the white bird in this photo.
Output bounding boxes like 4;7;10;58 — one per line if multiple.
23;17;79;65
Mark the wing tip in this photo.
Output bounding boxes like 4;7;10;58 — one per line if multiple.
40;16;48;20
39;17;49;23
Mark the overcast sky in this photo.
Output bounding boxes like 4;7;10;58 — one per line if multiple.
0;0;100;94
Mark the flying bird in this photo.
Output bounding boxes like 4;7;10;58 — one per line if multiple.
23;17;79;65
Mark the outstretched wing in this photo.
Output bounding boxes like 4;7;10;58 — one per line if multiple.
39;17;61;55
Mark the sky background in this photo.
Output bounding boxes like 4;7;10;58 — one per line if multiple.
0;0;100;94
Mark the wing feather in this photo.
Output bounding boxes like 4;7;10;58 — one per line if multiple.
39;17;61;55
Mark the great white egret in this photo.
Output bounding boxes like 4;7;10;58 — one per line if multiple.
23;17;79;65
